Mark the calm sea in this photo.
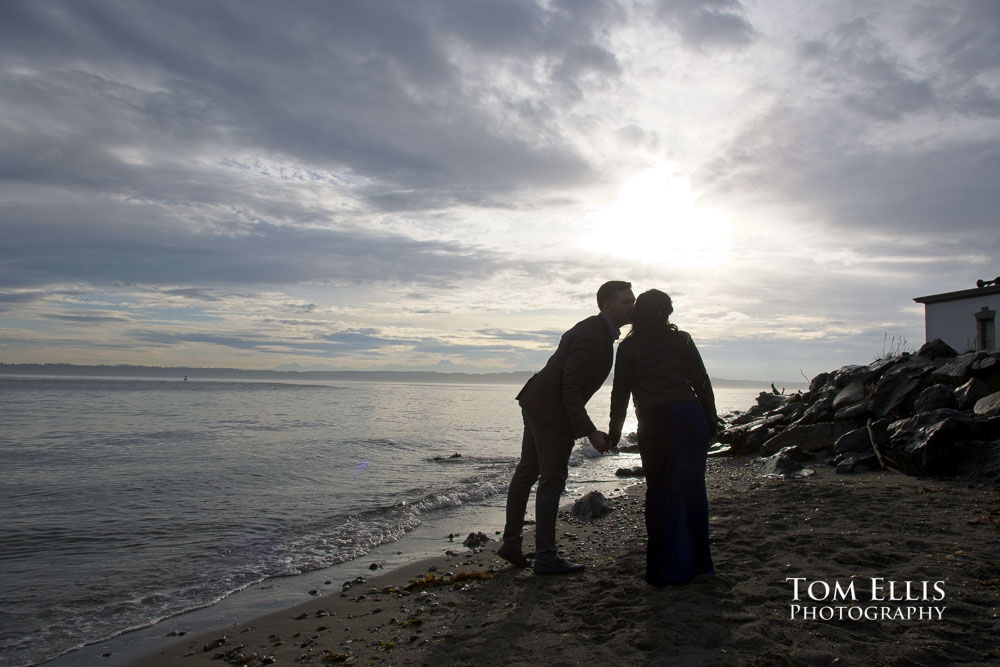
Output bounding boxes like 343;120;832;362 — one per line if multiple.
0;376;764;666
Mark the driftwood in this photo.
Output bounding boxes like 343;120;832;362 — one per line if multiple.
866;418;901;472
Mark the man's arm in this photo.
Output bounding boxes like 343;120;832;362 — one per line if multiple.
559;322;606;439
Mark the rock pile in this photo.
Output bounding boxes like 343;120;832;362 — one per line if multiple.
716;339;1000;483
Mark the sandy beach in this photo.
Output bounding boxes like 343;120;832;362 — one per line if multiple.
136;458;999;666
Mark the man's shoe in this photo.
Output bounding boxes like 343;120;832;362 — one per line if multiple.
533;558;585;575
497;543;530;568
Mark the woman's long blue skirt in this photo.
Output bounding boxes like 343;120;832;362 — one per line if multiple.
636;399;714;586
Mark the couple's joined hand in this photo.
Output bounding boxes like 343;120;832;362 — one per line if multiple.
588;430;612;453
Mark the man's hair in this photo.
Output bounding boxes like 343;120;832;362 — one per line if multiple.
596;281;632;308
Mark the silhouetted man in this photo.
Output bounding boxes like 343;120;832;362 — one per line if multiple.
499;281;635;574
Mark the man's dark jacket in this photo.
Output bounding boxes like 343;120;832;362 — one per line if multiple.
516;314;614;438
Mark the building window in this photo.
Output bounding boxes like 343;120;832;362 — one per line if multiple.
976;306;996;351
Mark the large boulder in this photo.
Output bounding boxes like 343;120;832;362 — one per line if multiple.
759;420;863;456
955;378;991;411
793;395;836;425
723;420;779;456
974;391;1000;418
833;381;867;410
809;372;830;393
916;338;958;360
831;365;880;388
929;353;978;386
971;356;1000;390
868;358;934;419
833;426;874;454
913;384;958;413
884;409;994;476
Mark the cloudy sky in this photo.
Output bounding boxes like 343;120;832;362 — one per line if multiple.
2;0;998;381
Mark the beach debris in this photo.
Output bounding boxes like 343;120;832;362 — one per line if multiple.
572;490;613;520
462;531;491;548
406;570;495;589
202;636;227;652
320;649;357;663
341;576;366;592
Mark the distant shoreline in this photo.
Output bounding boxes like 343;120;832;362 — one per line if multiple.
0;362;805;389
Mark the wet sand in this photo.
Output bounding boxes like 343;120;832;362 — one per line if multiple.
137;459;999;666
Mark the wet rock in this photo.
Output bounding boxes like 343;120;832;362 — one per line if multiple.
760;445;810;475
971;356;1000;389
930;353;978;386
834;402;869;420
723;420;777;456
885;409;981;476
792;395;835;425
831;365;880;388
759;421;862;456
913;384;958;412
835;449;881;474
755;391;784;411
833;381;867;411
955;378;991;410
462;532;491;548
833;426;873;454
916;338;958;360
614;466;644;477
974;391;1000;418
809;372;830;393
868;359;932;419
571;490;613;520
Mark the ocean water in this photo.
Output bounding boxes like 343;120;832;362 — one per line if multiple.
0;376;764;666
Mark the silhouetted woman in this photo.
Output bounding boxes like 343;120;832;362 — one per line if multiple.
609;289;717;586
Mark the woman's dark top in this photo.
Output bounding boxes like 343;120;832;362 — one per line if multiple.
609;329;718;441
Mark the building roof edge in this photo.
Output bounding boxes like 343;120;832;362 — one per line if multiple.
913;284;1000;304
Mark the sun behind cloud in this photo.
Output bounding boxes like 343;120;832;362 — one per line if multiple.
579;163;731;267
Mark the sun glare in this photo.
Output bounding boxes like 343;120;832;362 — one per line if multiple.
580;164;731;267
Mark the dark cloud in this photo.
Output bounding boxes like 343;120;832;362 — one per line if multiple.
0;0;609;214
41;313;132;324
654;0;756;51
0;198;515;288
797;17;936;121
0;291;47;311
162;288;227;302
702;105;1000;241
699;4;1000;243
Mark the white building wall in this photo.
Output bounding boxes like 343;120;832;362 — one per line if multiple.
923;293;1000;353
